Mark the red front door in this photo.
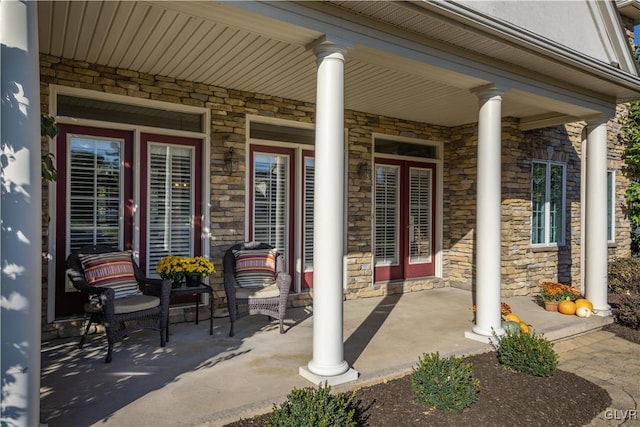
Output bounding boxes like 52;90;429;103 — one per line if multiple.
374;159;436;282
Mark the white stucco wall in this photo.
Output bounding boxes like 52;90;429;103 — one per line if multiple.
460;0;615;63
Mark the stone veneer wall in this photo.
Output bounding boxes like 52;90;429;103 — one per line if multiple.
39;54;631;335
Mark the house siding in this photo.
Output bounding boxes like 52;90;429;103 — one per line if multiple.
39;54;631;333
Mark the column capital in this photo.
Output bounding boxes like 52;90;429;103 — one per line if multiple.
471;84;508;101
309;35;351;61
583;113;612;127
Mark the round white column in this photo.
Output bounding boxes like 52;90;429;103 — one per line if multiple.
306;41;350;378
472;86;505;337
584;118;611;316
1;1;43;425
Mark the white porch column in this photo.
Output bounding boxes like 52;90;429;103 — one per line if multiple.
1;1;42;426
468;85;505;339
300;39;357;386
584;117;611;316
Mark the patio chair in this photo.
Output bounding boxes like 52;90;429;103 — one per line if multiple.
65;245;171;363
223;242;292;337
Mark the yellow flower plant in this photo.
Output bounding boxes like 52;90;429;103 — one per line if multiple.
157;255;215;282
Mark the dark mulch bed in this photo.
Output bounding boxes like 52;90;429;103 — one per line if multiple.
225;322;639;427
602;321;640;344
225;354;610;427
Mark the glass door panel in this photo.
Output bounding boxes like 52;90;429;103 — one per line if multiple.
140;134;202;277
302;151;314;289
146;144;195;274
374;162;402;281
249;145;295;285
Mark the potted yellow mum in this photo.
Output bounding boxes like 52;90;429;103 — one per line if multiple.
157;255;215;288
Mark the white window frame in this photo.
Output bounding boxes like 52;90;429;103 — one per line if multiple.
608;169;615;243
531;160;566;247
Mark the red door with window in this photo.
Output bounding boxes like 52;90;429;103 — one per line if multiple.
374;159;435;282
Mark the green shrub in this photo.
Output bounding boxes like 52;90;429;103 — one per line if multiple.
491;329;558;377
267;382;357;427
615;292;640;329
608;257;640;295
411;352;480;412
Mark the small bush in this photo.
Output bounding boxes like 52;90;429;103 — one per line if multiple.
267;382;357;427
411;352;480;412
608;257;640;295
615;292;640;329
491;329;558;377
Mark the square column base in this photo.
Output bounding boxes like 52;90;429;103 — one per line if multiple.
299;366;359;386
464;330;499;345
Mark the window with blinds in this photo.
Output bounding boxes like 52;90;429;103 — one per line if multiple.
303;156;315;270
68;136;123;252
147;144;194;273
253;153;289;260
375;165;399;266
409;167;432;264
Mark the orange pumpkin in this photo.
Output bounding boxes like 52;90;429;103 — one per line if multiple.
574;298;593;311
558;299;577;315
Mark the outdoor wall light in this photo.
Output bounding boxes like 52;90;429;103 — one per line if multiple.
358;160;371;180
224;148;238;175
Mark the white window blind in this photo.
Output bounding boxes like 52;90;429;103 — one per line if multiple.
68;136;123;252
303;157;315;270
253;153;288;260
409;167;432;264
375;165;399;266
147;144;194;273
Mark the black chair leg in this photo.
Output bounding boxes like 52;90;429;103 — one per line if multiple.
105;342;113;363
79;315;94;349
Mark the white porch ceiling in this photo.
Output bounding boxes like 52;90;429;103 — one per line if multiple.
38;1;640;128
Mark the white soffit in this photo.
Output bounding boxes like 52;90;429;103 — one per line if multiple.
37;1;639;127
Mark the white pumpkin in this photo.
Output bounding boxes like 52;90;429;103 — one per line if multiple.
575;306;592;318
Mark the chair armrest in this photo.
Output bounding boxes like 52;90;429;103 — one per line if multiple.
66;268;107;296
276;272;292;298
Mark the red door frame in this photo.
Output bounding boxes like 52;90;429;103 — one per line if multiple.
54;125;133;318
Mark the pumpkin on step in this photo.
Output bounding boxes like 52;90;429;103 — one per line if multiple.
575;306;592;318
574;298;593;311
558;299;577;315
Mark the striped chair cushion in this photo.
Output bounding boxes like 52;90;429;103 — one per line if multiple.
79;251;142;299
233;248;277;288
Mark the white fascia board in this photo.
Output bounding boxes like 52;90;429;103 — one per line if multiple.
225;1;619;113
595;0;637;75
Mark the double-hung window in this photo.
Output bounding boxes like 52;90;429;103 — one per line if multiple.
531;160;566;246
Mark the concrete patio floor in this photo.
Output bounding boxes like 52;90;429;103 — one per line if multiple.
40;287;619;427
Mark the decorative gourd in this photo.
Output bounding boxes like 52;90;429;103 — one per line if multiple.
503;313;521;323
574;298;593;311
501;321;520;333
518;321;531;334
558;299;577;315
575;306;592;318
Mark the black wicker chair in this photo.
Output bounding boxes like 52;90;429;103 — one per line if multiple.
65;245;171;363
223;242;291;337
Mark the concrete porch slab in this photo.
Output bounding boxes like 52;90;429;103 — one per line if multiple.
40;287;615;427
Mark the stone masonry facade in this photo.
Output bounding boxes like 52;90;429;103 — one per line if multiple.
39;54;631;335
